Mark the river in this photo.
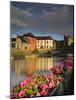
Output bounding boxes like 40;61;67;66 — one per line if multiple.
10;54;73;89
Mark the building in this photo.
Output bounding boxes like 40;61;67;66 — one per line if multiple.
11;33;56;52
23;33;37;51
55;40;65;48
16;35;30;51
55;35;74;48
35;36;56;51
64;35;74;46
67;35;74;46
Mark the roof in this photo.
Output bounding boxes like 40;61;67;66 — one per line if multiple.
23;33;34;37
54;40;64;43
17;35;30;43
20;33;53;40
17;33;53;41
35;36;52;40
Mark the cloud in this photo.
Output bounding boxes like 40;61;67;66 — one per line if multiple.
10;6;32;27
11;19;27;27
11;4;74;36
41;6;73;25
34;6;74;35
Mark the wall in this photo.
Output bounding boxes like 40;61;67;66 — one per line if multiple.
26;36;37;51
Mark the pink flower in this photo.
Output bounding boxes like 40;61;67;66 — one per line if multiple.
24;79;29;85
50;73;54;79
20;81;25;87
20;79;29;87
49;80;55;88
57;63;64;68
56;68;63;74
43;73;48;78
40;84;48;90
50;67;56;74
18;90;25;97
64;59;73;71
40;89;48;96
64;59;73;67
67;66;73;71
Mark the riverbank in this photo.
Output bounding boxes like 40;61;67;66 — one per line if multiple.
11;52;73;60
11;46;74;60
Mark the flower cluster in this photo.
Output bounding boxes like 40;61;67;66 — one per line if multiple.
64;59;73;72
11;74;63;98
50;58;73;75
11;58;73;99
50;63;64;75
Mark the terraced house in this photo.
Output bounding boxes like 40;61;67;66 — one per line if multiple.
11;33;56;52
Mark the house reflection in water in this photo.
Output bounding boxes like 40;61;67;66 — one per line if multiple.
11;57;54;77
36;58;53;71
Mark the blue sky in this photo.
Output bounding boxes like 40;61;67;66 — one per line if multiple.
10;1;74;40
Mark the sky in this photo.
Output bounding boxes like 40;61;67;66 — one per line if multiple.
10;1;74;40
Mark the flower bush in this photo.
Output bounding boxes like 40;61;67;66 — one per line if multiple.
11;58;73;99
64;59;73;72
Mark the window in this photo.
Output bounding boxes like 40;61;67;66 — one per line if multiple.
38;44;39;47
37;40;39;43
40;45;43;49
35;45;37;48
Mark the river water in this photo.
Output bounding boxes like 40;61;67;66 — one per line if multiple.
10;55;73;89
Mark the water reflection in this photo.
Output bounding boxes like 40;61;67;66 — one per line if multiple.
11;57;65;89
11;57;54;76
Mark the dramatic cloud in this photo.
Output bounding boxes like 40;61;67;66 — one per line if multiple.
11;6;32;27
10;2;74;37
37;6;74;35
